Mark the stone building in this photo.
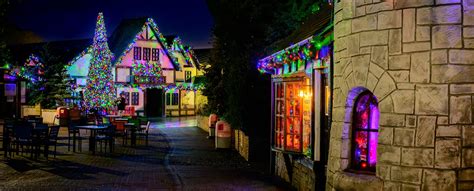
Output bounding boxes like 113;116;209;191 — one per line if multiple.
327;0;474;190
257;4;334;190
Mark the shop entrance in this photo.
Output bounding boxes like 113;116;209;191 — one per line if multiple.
145;88;164;117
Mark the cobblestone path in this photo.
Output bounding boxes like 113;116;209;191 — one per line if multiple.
0;117;284;190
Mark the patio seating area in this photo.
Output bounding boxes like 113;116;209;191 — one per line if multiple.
1;114;151;160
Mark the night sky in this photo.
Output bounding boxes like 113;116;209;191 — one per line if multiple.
7;0;213;48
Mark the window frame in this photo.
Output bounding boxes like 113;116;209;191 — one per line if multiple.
152;48;160;61
349;91;378;173
123;92;131;105
172;93;179;105
143;48;151;61
116;67;132;83
185;71;192;83
131;92;139;105
166;93;171;105
133;47;142;60
272;77;310;155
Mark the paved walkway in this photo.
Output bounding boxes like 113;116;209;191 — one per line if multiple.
0;117;284;190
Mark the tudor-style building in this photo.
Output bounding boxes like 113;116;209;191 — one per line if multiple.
67;16;203;117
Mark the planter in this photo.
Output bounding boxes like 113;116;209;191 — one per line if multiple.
21;104;41;118
41;109;57;125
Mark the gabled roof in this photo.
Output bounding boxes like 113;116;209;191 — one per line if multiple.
9;39;91;67
108;17;148;59
108;17;180;69
170;37;197;68
265;3;333;55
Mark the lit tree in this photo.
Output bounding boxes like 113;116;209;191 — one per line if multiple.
84;12;116;110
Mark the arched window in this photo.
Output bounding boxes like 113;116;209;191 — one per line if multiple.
351;92;379;172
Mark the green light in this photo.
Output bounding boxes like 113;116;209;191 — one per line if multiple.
1;63;9;69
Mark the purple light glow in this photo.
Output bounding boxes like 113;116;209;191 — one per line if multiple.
351;90;379;171
369;132;378;166
370;103;379;130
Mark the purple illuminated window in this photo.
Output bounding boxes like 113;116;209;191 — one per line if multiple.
351;92;378;172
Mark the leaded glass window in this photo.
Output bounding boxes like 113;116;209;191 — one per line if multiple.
133;47;141;60
351;92;379;172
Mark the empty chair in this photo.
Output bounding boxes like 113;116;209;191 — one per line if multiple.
138;121;150;145
47;126;60;158
32;125;48;159
67;120;83;152
112;121;128;145
3;119;16;158
12;122;34;157
96;125;116;153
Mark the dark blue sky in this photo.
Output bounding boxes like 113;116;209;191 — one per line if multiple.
8;0;213;48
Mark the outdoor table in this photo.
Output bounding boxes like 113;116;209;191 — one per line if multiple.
124;123;138;146
75;125;108;154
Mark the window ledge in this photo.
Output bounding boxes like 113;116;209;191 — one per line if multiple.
333;171;382;191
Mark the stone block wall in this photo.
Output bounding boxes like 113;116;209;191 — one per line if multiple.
328;0;474;190
274;152;316;191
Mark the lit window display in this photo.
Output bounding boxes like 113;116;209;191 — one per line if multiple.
351;92;379;172
274;78;312;154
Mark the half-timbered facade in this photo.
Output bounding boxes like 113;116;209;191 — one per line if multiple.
67;17;203;117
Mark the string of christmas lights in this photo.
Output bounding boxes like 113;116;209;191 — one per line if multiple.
115;18;171;65
67;46;92;67
132;61;163;77
115;82;204;91
258;33;333;74
170;37;195;66
10;54;44;83
83;12;117;109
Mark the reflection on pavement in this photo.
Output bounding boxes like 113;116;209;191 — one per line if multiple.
150;116;197;128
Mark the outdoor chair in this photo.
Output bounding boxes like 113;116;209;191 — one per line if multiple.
47;125;60;158
96;125;116;153
126;118;141;146
137;121;150;145
12;123;34;157
31;124;49;159
67;120;83;152
3;119;16;158
112;121;128;145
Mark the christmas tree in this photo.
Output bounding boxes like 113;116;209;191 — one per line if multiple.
84;12;116;110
